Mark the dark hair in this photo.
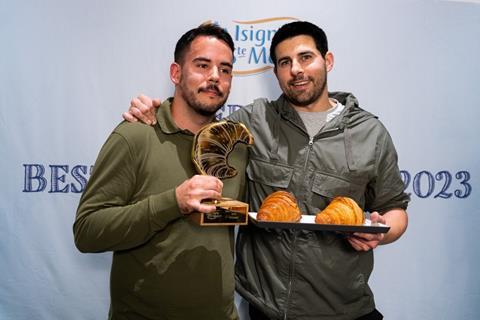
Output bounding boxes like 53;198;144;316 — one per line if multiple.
174;23;234;63
270;21;328;66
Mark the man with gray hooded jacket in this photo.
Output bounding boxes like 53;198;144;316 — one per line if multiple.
124;21;409;320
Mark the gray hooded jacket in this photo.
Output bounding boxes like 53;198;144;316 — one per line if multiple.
229;92;409;320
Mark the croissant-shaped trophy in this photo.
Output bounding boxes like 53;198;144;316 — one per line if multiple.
315;197;365;225
192;120;253;179
257;191;302;222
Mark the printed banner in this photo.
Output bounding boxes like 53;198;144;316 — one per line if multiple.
1;0;479;319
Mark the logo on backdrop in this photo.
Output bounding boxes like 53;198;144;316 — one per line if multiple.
208;17;299;76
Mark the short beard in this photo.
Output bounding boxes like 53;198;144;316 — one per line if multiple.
284;72;327;107
181;84;228;117
190;100;224;117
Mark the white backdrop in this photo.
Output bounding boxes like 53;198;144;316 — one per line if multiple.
1;0;479;319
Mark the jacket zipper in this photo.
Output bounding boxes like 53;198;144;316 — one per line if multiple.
283;137;314;319
303;136;315;171
302;126;344;170
283;230;299;320
282;124;343;319
302;126;344;171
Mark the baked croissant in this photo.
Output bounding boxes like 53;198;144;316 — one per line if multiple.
315;197;365;225
192;120;254;179
257;191;302;222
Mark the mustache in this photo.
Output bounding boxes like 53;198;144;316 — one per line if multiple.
198;84;223;97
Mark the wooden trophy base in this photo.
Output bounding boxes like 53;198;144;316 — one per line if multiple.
190;199;249;226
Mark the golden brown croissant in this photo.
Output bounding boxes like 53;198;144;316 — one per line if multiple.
192;120;254;179
257;191;302;222
315;197;365;225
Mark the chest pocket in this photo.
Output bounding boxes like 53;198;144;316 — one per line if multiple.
246;158;293;188
311;172;366;207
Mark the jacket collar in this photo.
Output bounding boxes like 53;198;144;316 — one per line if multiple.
156;98;193;135
275;91;375;128
273;91;374;171
275;94;306;130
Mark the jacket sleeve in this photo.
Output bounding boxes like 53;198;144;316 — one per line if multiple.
366;128;410;213
73;131;182;253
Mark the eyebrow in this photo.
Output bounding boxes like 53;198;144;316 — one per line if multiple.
278;50;316;62
192;57;233;69
298;50;315;56
277;56;291;64
221;61;233;69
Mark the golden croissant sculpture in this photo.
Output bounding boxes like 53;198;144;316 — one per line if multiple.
192;120;254;179
257;191;302;222
315;197;365;225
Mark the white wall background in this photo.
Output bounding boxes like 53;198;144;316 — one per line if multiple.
1;0;479;319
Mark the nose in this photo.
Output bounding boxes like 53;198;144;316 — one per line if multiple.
290;59;303;76
209;66;220;82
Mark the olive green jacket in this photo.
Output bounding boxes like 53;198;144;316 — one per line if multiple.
74;99;247;320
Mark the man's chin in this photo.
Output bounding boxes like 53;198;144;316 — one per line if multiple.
285;94;315;107
192;102;225;117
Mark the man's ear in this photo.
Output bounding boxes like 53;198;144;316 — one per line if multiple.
325;52;334;72
170;62;181;84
